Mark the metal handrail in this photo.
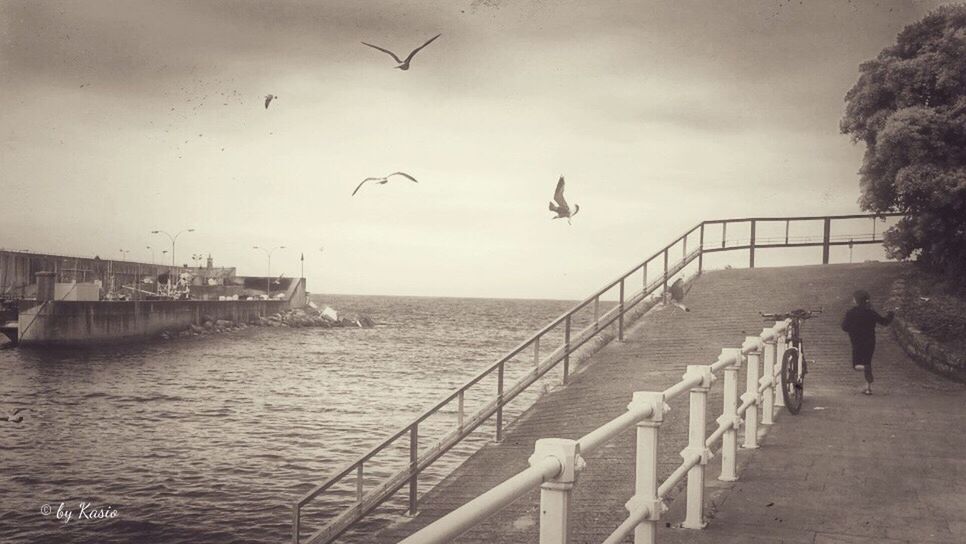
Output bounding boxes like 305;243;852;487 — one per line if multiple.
292;213;897;544
401;320;792;544
294;230;701;543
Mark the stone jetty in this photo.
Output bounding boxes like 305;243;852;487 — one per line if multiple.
159;304;374;340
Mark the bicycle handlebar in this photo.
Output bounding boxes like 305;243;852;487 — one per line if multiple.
760;308;823;321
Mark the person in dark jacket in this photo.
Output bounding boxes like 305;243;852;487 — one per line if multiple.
841;289;894;395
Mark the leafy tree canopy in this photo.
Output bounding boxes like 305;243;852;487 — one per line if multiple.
841;5;966;277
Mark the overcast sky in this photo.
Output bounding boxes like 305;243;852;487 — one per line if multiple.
0;0;948;299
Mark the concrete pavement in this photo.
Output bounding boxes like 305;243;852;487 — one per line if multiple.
373;263;966;543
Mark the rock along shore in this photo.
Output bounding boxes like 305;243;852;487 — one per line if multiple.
159;304;374;340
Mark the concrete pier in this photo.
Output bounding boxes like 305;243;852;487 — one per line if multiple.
16;299;291;346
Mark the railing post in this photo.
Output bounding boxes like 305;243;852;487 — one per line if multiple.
774;323;786;408
718;349;742;482
642;262;648;293
409;424;418;515
749;219;756;268
357;464;364;503
721;222;727;248
784;219;790;245
618;278;625;342
626;392;668;544
662;248;669;298
822;217;831;264
682;235;687;260
533;337;541;368
496;361;505;441
292;504;300;544
458;390;465;428
682;365;715;529
593;296;600;329
698;223;705;274
530;438;584;544
742;337;762;450
761;331;776;425
563;316;571;384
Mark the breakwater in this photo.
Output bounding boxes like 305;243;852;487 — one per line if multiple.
17;299;290;346
164;305;377;340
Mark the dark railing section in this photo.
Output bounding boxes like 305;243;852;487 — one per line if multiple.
701;213;901;265
292;213;899;544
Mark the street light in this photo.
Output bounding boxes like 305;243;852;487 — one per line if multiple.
151;228;195;267
146;246;155;265
253;245;285;297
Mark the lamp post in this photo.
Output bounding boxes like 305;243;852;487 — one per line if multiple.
147;246;156;265
117;249;130;299
151;228;195;267
253;245;285;298
160;250;169;295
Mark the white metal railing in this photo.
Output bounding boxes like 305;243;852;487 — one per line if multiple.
398;318;792;544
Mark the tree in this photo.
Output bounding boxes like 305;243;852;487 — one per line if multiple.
841;5;966;278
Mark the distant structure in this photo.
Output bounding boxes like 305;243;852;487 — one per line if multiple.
0;249;308;346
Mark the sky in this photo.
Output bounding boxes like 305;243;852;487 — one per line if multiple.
0;0;950;299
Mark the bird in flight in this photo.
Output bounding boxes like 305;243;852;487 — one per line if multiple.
2;407;25;424
264;94;276;109
361;34;441;70
548;176;580;224
352;172;419;196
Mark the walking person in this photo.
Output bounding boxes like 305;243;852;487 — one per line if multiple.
840;289;894;395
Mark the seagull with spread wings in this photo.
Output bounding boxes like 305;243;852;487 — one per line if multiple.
264;94;276;109
2;407;26;424
548;176;580;224
352;172;419;196
361;34;441;70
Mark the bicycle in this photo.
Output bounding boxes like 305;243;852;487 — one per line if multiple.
759;308;822;414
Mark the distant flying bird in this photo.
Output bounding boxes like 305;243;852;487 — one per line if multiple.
264;94;276;109
548;176;579;224
2;408;25;424
361;34;441;70
352;172;419;196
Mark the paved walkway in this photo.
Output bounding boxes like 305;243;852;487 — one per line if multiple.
374;263;966;543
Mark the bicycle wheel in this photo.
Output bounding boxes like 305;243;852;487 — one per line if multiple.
781;347;804;414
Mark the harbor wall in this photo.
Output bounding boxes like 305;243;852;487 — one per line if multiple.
1;250;305;302
0;250;183;298
17;299;290;346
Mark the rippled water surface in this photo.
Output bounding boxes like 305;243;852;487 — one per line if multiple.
0;295;609;544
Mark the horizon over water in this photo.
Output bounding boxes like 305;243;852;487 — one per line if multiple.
0;293;610;543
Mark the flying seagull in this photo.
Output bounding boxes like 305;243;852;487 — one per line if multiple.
352;172;419;196
2;407;25;424
361;34;441;70
264;94;276;109
548;176;579;224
